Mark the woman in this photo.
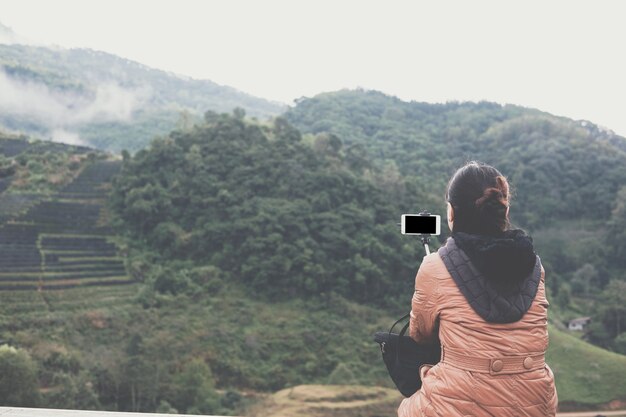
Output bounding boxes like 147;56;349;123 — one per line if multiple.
398;161;558;417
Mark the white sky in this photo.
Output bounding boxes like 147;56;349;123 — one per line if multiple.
1;0;626;135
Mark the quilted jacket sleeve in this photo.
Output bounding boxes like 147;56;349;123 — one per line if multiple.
409;253;440;344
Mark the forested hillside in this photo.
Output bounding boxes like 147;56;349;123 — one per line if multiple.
3;90;626;415
286;90;626;351
0;41;284;152
286;90;626;227
285;90;626;353
111;111;435;304
106;105;626;413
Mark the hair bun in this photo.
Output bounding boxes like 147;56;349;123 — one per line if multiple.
475;187;507;211
446;162;511;234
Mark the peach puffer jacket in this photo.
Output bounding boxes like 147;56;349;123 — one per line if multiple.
397;245;558;417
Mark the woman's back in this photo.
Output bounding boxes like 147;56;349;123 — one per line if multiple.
398;247;557;416
397;161;558;416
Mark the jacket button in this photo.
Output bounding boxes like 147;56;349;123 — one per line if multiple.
491;359;503;372
523;357;533;369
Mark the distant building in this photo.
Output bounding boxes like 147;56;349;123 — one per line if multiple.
568;317;591;331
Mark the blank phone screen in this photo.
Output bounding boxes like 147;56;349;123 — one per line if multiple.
405;215;437;234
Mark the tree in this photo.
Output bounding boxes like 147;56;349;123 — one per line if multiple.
590;279;626;349
555;284;571;309
313;133;342;158
602;281;626;336
0;345;40;406
121;334;158;412
111;114;422;304
176;109;195;131
327;362;357;385
43;372;100;410
615;332;626;355
171;358;220;414
607;187;626;266
232;107;246;120
570;263;599;296
344;144;371;174
273;116;301;142
155;400;178;414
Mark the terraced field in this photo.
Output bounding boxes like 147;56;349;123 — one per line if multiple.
0;194;41;223
0;137;93;157
0;136;95;222
0;137;31;157
0;160;136;299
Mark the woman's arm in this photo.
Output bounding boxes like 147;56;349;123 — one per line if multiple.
409;254;440;343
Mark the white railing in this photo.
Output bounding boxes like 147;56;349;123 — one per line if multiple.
3;405;626;417
0;408;231;417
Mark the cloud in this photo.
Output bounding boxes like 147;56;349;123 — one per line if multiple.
0;22;37;45
50;128;84;146
0;69;150;145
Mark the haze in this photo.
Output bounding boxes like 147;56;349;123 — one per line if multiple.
2;0;626;136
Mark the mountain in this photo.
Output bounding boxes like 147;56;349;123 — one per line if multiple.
0;105;626;415
106;109;626;412
285;88;626;350
2;105;626;413
0;32;285;152
0;22;28;44
285;89;626;228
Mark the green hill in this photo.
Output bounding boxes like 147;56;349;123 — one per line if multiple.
0;40;284;152
109;112;430;305
286;90;626;228
106;110;626;412
547;324;626;409
247;321;626;417
286;89;626;349
2;94;626;414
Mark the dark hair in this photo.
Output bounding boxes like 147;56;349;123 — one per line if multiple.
446;161;510;236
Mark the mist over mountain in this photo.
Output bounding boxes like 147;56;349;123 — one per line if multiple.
0;22;31;45
0;69;145;145
0;25;284;151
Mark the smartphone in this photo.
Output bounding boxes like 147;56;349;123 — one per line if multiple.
401;214;441;235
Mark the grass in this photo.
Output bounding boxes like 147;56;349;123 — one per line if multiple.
547;323;626;407
247;384;401;417
1;275;625;413
3;284;137;310
54;256;124;262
